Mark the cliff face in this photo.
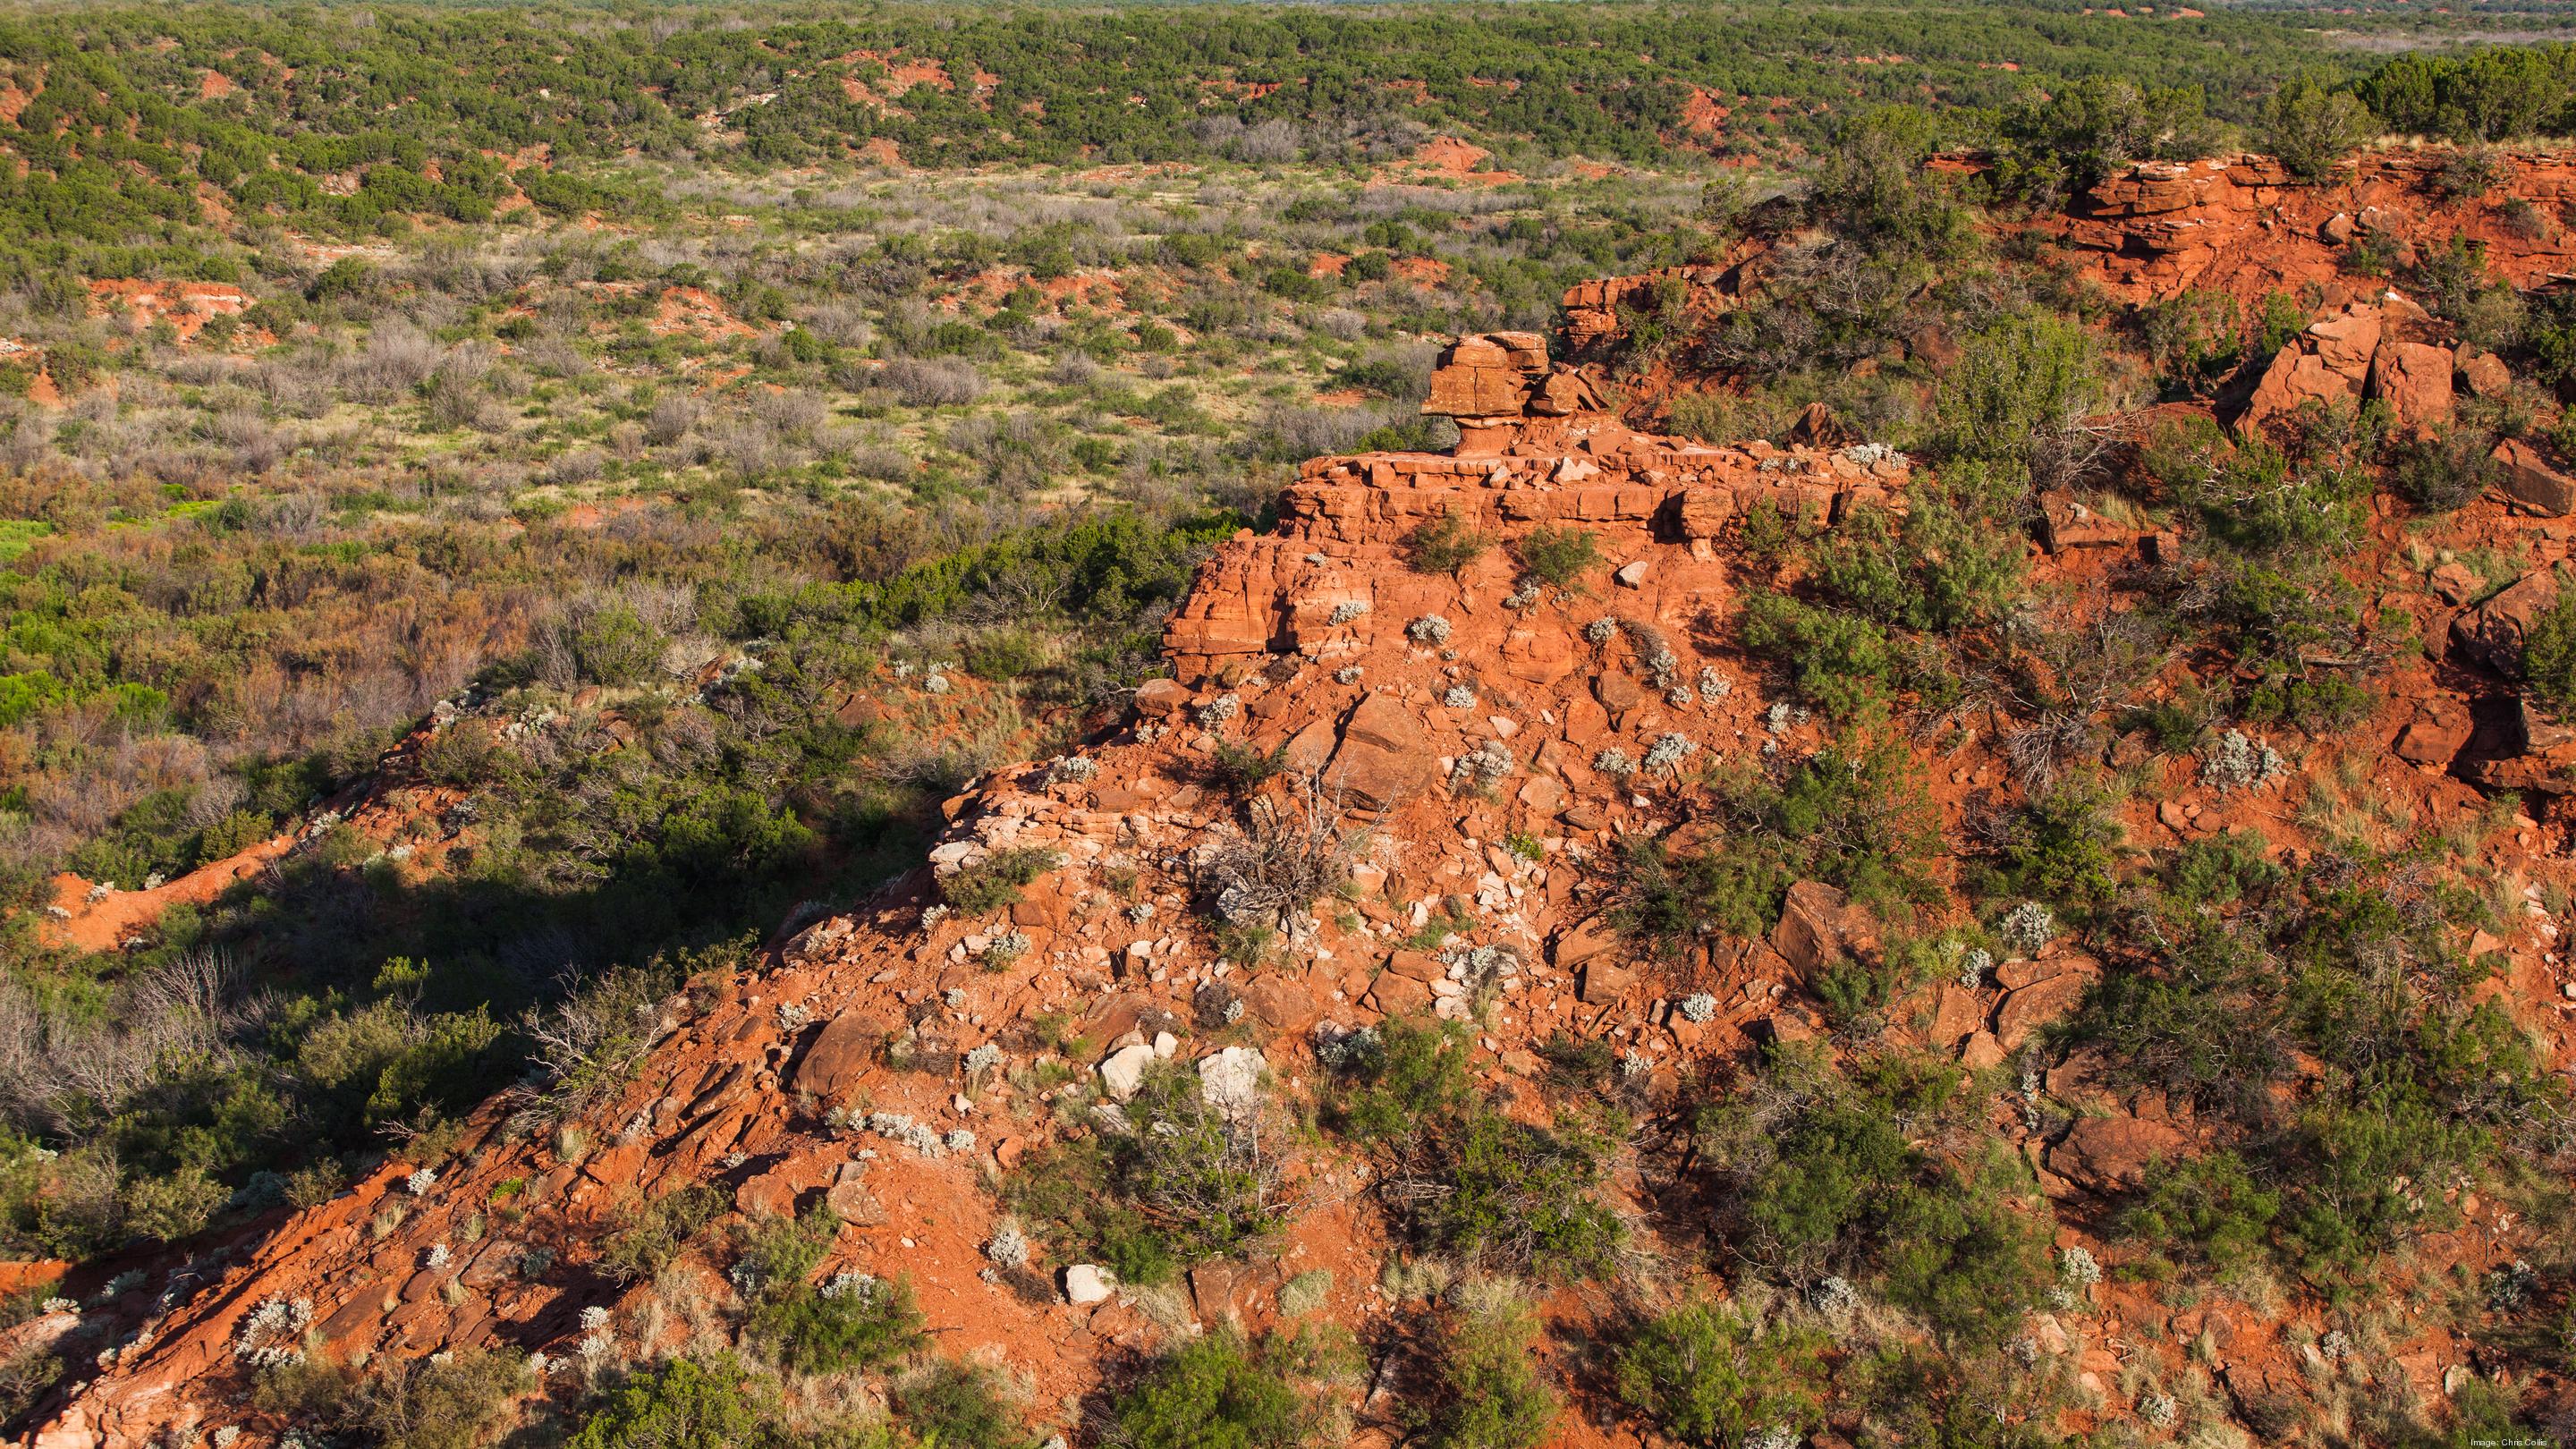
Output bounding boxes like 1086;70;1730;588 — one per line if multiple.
27;154;2576;1449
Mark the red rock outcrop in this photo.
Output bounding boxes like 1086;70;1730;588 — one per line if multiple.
25;330;1923;1448
33;161;2576;1448
2048;149;2576;311
2233;292;2458;440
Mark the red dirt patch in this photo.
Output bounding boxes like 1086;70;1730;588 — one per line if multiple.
44;835;291;954
87;279;252;342
833;49;953;97
197;69;234;100
0;78;38;126
1391;255;1453;286
654;285;762;341
943;268;1129;317
1681;85;1729;138
1377;135;1521;187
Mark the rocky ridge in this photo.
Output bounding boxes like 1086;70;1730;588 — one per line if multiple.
12;335;1933;1448
2050;149;2576;309
23;155;2576;1445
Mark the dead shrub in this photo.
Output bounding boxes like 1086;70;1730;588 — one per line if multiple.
1191;772;1363;928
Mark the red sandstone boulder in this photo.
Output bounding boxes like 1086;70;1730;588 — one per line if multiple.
1326;691;1436;808
1771;880;1877;985
1134;678;1191;716
2305;304;2381;380
1995;966;2097;1049
1579;958;1636;1004
2038;490;2131;551
1421;332;1549;419
2460;350;2513;398
2368;339;2454;434
2493;436;2576;516
2048;1114;2187;1193
2453;570;2560;674
1548;915;1619;969
2393;697;2473;765
1928;983;1985;1047
2239;347;2351;437
792;1012;886;1100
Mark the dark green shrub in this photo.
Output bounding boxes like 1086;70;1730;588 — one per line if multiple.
1614;1301;1826;1448
1414;1301;1556;1449
1997;75;2224;195
1872;1156;2054;1348
1117;1063;1291;1259
2521;573;2576;714
2078;916;2295;1112
898;1360;1022;1449
2141;289;2246;397
2168;829;2280;907
569;1356;767;1449
1735;497;1806;566
1534;1030;1617;1096
1697;1045;2050;1347
746;1273;925;1376
1615;833;1792;946
1009;1133;1178;1285
1323;1015;1472;1144
1982;784;2123;912
418;726;500;788
2385;425;2501;513
345;1347;535;1449
598;1183;727;1283
962;627;1049;680
1737;593;1899;718
1210;742;1288;798
194;807;275;863
2173;413;2372;555
2413;236;2520;337
1812;945;1931;1031
252;1352;362;1424
2265;75;2377;179
2119;1149;2280;1274
1011;1061;1289;1282
571;603;665;686
1401;1106;1625;1279
2362;46;2576;142
2283;1089;2485;1281
0;1343;61;1427
1614;737;1940;952
1509;525;1600;593
1407;509;1493;574
121;1166;225;1243
940;846;1063;915
733;1203;841;1295
1932;311;2106;483
1805;105;1973;255
1112;1329;1318;1449
1810;460;2029;631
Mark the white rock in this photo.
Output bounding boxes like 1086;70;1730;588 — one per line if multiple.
1197;1046;1266;1116
1064;1264;1118;1306
1614;561;1650;589
1152;1030;1179;1058
1097;1043;1157;1101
